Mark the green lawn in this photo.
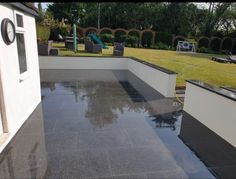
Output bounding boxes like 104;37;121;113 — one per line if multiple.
53;42;236;88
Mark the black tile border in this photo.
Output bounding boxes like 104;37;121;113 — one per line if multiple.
39;55;177;75
186;80;236;102
129;57;177;74
221;86;236;93
180;110;236;179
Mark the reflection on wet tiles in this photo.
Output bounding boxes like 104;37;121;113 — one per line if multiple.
0;104;47;178
108;146;182;175
0;70;218;178
149;110;182;131
77;130;133;150
146;169;188;179
119;81;147;102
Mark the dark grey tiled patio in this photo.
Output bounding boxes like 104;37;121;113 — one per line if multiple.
0;70;215;178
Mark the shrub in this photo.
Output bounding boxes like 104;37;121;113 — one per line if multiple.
150;42;169;50
132;43;138;48
155;32;172;46
104;42;113;46
85;30;97;36
100;29;112;35
36;24;50;42
141;31;153;48
79;37;84;43
221;49;231;55
125;35;139;46
50;26;69;41
221;38;233;52
99;33;114;43
114;35;127;43
128;31;140;39
209;37;222;52
232;40;236;54
197;47;208;53
198;37;209;48
197;47;221;54
114;31;127;42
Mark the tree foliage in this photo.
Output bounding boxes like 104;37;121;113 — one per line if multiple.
46;2;235;37
203;3;232;37
47;3;85;25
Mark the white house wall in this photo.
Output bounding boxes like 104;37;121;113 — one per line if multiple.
0;4;41;152
0;113;2;135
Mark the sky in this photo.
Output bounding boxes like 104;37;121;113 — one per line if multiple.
34;3;51;10
35;2;210;10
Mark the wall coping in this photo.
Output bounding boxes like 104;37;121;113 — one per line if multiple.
186;80;236;102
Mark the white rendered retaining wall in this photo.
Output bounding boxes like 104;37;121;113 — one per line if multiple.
183;81;236;147
39;56;177;98
127;59;176;98
39;56;128;69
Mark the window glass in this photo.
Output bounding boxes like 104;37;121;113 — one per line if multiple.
16;14;23;27
16;33;27;74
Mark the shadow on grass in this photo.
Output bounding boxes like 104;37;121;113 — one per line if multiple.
59;49;113;57
54;44;114;57
176;52;227;60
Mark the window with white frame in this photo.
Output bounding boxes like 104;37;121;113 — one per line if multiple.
14;10;29;80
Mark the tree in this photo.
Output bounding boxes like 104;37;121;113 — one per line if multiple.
203;3;232;36
217;3;236;36
36;2;44;23
46;2;235;39
47;3;85;25
36;3;56;28
38;2;42;12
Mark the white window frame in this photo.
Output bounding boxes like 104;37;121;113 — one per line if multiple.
13;10;30;82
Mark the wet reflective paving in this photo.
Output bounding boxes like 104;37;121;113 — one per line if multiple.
0;70;216;178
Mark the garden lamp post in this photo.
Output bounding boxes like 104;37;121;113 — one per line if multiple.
73;24;77;53
71;6;77;53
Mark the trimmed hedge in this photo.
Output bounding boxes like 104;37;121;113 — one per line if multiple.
100;29;113;34
125;35;139;47
150;42;169;50
99;33;114;43
128;31;140;38
155;32;172;46
232;40;236;54
141;31;153;48
197;47;219;54
36;24;50;42
198;37;209;48
209;37;222;52
221;38;233;52
114;30;127;42
85;30;97;36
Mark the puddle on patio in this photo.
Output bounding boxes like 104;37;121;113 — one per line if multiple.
0;70;221;178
